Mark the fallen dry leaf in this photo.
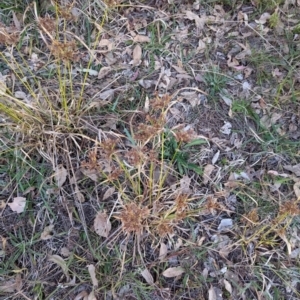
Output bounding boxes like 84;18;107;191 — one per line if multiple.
162;266;185;278
218;218;233;231
60;247;71;257
283;164;300;177
212;150;220;165
75;187;85;203
219;93;232;106
132;44;142;66
180;175;192;194
260;112;282;129
98;88;115;100
98;39;114;52
208;285;217;300
141;268;154;285
0;279;16;293
94;211;111;237
203;164;215;184
185;11;206;30
54;165;67;188
80;167;99;182
98;66;112;79
8;197;26;213
220;122;232;135
41;224;54;240
87;264;98;287
82;68;98;76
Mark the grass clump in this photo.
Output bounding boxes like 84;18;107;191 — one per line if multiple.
1;0;300;299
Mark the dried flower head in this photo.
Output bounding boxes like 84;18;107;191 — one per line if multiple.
152;93;171;110
38;16;56;34
49;40;79;62
175;210;187;221
100;138;118;159
156;219;174;237
81;148;100;170
134;124;158;142
54;1;76;20
106;166;122;182
174;128;196;143
175;193;189;212
146;114;166;130
117;203;150;235
241;209;259;227
279;201;300;217
146;148;158;162
0;25;19;45
125;148;144;166
204;196;220;216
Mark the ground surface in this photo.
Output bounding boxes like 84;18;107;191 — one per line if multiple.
1;0;300;299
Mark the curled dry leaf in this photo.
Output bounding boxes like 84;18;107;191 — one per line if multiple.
133;35;151;43
87;264;99;287
82;68;98;76
74;291;88;300
256;12;271;24
159;242;168;260
162;266;185;278
103;186;115;200
294;181;300;199
54;165;67;188
8;197;26;214
48;254;69;281
0;200;6;209
41;224;54;240
278;230;292;256
94;211;111;237
132;44;142;66
87;290;97;300
224;279;232;295
0;274;22;293
141;268;154;285
203;164;215;184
